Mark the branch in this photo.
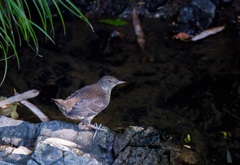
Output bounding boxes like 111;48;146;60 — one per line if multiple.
0;90;39;107
20;99;49;122
0;89;49;122
132;8;145;51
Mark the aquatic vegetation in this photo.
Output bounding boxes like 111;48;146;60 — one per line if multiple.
0;96;19;119
99;19;128;26
184;134;191;143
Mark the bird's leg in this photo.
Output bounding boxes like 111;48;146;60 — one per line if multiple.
79;118;107;139
91;123;109;140
82;120;108;139
88;123;107;131
80;118;107;131
81;117;107;131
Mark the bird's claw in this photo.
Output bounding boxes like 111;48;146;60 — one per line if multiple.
90;123;108;140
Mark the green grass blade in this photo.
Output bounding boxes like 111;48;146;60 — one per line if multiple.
0;43;8;86
41;0;55;37
23;0;31;19
37;0;54;38
31;0;47;32
6;0;29;41
59;0;94;32
0;0;93;85
52;0;66;34
30;20;55;44
0;27;20;69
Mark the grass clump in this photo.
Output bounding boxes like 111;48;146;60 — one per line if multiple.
0;0;93;85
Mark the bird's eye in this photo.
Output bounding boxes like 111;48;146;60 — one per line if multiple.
107;80;112;83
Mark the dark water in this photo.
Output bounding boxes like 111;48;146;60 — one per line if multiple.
1;17;240;164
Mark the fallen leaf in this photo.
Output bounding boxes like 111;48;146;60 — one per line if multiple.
99;19;128;26
173;32;191;40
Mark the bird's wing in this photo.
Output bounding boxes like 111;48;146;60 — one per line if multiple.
67;85;95;99
67;89;82;99
67;98;106;117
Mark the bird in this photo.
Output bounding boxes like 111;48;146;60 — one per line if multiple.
54;76;126;131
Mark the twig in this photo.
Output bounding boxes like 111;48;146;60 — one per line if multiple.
0;89;49;122
132;8;145;51
20;99;49;122
191;26;225;41
14;90;49;122
0;90;39;107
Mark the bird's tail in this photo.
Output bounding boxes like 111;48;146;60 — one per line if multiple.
53;99;70;113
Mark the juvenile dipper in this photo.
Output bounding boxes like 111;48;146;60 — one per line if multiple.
54;76;125;130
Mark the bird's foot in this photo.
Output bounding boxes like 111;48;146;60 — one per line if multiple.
88;123;108;140
78;122;108;139
88;123;107;131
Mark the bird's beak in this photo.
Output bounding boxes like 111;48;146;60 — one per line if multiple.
117;80;126;85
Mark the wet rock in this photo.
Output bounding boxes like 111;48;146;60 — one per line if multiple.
31;137;64;165
113;127;179;165
130;127;169;146
145;0;167;12
0;116;36;148
113;146;167;165
0;146;32;165
0;161;15;165
172;0;216;35
29;135;101;165
0;117;179;164
113;126;144;155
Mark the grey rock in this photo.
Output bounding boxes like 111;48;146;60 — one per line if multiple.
0;116;36;147
0;146;32;165
27;159;40;165
113;126;179;165
0;161;16;165
36;120;79;140
113;126;144;155
63;151;100;165
113;146;168;165
36;120;114;164
191;0;216;17
0;117;179;164
130;127;166;146
31;137;63;165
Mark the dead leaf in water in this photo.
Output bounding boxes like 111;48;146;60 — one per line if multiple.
0;96;19;119
172;26;225;42
172;32;191;40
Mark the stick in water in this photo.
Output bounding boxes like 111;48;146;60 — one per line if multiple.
0;90;39;107
0;89;49;122
14;90;49;122
132;8;145;51
20;99;49;122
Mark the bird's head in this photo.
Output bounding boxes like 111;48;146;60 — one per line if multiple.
98;76;126;92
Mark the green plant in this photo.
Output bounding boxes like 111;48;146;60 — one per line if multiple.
99;19;128;26
184;134;191;143
0;0;93;85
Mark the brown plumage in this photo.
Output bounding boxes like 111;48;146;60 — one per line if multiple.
54;76;126;130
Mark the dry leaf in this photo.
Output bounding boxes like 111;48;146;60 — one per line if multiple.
173;32;191;40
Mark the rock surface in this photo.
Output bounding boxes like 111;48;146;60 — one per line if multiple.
0;116;179;164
